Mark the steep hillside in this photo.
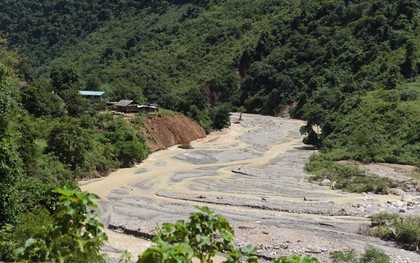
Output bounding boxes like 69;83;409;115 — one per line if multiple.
0;0;175;67
0;2;419;260
0;0;419;165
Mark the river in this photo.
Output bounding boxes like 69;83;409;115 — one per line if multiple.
80;113;419;262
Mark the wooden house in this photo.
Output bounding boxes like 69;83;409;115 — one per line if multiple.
113;100;139;113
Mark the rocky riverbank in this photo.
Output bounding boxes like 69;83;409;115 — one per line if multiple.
81;113;420;262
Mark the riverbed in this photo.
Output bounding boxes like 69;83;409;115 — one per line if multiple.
80;113;419;262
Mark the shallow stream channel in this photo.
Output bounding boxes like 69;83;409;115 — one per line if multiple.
80;113;420;262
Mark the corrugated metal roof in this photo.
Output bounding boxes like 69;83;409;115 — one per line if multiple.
138;105;157;109
79;90;105;96
114;100;134;107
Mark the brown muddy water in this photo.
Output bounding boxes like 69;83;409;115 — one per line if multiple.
80;113;420;262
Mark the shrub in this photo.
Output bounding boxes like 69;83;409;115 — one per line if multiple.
138;207;318;263
0;224;17;261
305;155;393;193
370;212;400;227
273;255;319;263
359;246;390;263
330;247;389;263
369;213;420;250
179;143;193;149
330;249;358;262
138;206;257;263
15;187;107;262
340;175;391;193
98;114;149;167
397;219;420;247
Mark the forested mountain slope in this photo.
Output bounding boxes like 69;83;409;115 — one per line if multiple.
0;1;419;260
0;43;211;260
1;0;419;162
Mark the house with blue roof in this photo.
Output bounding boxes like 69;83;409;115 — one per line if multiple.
79;90;106;102
79;90;105;97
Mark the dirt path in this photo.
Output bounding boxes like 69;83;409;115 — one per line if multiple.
80;113;419;262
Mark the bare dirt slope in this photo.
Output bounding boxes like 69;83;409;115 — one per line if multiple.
80;113;420;262
138;113;206;152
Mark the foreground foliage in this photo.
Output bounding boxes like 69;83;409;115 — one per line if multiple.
14;187;107;262
138;206;319;263
138;206;258;262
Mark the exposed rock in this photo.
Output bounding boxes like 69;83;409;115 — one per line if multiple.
101;245;120;253
82;113;420;263
320;179;331;186
391;200;407;209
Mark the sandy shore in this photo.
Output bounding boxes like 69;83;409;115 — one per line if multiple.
80;113;420;262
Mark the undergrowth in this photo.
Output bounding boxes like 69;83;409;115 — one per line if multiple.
178;143;193;149
330;246;390;263
305;155;393;193
369;212;420;251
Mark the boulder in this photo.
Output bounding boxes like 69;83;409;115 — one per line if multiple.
320;179;331;186
391;200;407;209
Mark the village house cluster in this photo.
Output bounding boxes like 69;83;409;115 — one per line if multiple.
79;90;159;114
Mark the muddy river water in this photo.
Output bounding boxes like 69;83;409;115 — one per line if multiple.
80;113;419;262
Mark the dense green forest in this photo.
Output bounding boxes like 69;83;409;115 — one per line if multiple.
0;45;152;260
0;0;419;261
1;0;418;162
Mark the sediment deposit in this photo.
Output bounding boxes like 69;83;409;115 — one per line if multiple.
80;113;420;262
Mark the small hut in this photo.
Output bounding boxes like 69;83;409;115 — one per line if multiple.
113;100;139;113
138;103;159;113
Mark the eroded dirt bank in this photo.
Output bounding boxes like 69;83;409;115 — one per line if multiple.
80;113;420;262
138;113;206;152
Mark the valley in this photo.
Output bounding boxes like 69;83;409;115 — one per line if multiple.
1;1;419;261
81;113;420;262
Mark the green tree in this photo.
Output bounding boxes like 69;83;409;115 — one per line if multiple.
15;187;108;263
0;139;23;226
45;118;92;171
49;67;89;116
99;114;148;167
61;87;89;116
138;206;258;263
0;63;15;136
0;62;22;226
211;104;231;130
185;88;208;111
50;67;81;97
20;84;64;117
400;40;417;79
